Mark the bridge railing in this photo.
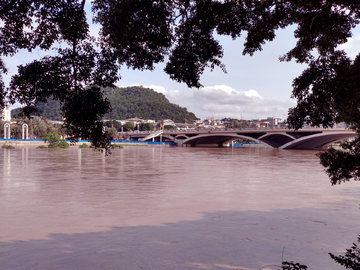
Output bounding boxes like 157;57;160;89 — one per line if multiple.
124;124;350;135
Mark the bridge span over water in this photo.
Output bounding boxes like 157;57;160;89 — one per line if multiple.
129;127;356;150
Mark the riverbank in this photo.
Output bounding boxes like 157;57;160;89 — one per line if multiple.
0;139;48;147
0;139;175;148
0;139;267;148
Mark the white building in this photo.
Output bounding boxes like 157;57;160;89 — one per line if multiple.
163;119;175;126
0;105;11;121
267;117;278;127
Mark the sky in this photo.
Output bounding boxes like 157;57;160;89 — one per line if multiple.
3;2;360;121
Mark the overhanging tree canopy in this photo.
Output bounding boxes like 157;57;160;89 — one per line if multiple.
1;0;360;179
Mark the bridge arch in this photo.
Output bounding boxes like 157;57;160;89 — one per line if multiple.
258;133;296;148
175;135;188;140
280;132;356;150
182;133;273;148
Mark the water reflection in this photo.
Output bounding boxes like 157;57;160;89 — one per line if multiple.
0;146;359;270
3;148;11;180
22;147;28;172
78;148;81;169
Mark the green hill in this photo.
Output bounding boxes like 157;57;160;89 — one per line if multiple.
12;86;199;123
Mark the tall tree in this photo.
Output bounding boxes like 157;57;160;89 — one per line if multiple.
1;1;360;175
1;0;119;152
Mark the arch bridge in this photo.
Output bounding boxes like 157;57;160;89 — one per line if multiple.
129;127;356;150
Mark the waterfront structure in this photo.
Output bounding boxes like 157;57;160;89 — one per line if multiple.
1;105;11;121
22;124;29;140
3;122;10;139
128;127;355;150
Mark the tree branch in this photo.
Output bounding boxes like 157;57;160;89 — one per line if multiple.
72;0;86;94
0;0;17;16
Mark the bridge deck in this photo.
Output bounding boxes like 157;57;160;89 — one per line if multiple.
126;127;356;150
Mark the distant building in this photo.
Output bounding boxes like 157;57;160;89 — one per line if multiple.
203;119;213;126
144;119;156;124
0;105;11;121
193;120;203;125
267;117;278;127
162;119;175;126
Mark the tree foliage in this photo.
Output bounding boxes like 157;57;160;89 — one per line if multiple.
12;86;199;123
43;132;61;144
1;0;115;152
329;235;360;269
102;86;198;122
5;115;68;139
12;98;63;121
139;122;153;131
105;127;118;138
43;131;69;148
164;125;176;130
281;261;308;270
1;0;360;170
104;120;121;131
122;121;134;132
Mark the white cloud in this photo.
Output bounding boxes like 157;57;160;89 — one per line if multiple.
122;84;295;121
143;84;168;95
189;85;292;120
243;89;262;99
338;33;360;59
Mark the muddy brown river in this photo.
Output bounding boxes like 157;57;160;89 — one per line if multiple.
1;146;360;270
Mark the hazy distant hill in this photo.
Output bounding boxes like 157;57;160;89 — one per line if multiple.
12;86;199;123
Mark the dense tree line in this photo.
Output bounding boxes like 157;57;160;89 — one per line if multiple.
11;86;198;123
11;98;64;121
102;86;198;122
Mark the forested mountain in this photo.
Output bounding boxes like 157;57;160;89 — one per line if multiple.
102;86;198;122
12;86;199;123
12;98;63;121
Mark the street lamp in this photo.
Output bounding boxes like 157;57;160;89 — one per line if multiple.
241;111;245;129
185;114;187;130
273;109;277;129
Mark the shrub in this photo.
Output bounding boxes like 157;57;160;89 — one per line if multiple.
43;132;69;148
37;145;47;149
79;143;89;148
57;140;69;148
43;132;61;147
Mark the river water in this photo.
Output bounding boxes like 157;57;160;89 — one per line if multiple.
1;146;360;270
